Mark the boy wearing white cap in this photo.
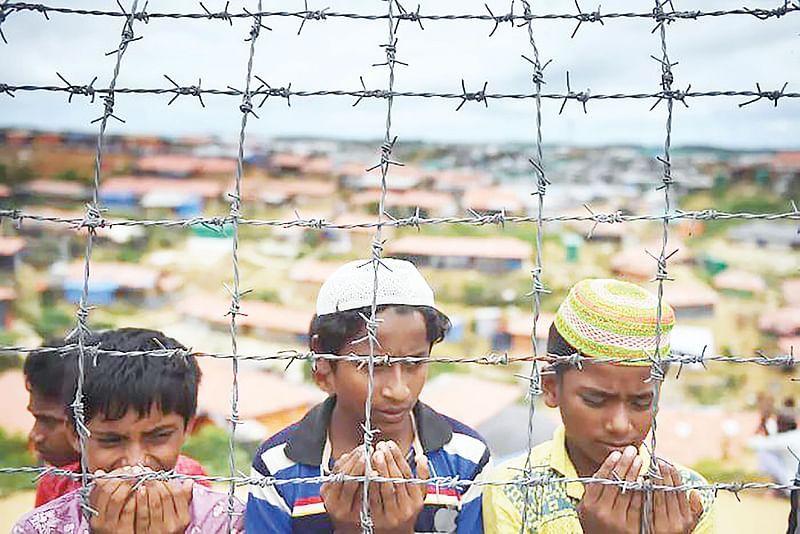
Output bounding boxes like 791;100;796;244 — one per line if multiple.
246;259;490;534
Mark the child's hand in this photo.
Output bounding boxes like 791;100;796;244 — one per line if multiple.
369;440;429;534
649;460;703;534
89;467;137;534
128;466;192;534
577;446;643;534
321;447;367;534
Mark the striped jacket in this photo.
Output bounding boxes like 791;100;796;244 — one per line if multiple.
245;396;490;533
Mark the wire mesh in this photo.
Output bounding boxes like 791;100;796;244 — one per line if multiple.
0;1;799;533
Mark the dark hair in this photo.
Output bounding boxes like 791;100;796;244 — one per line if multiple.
309;304;452;356
546;323;578;375
24;336;76;401
62;328;201;427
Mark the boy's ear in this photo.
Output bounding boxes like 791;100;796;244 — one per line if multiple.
312;360;336;395
185;416;197;436
542;369;560;409
310;334;322;354
67;426;80;454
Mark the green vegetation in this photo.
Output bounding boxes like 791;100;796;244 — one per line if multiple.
54;169;87;183
0;162;33;186
35;307;74;340
181;425;251;477
691;458;767;484
680;185;787;240
684;371;747;405
0;429;36;497
0;332;21;372
251;288;281;303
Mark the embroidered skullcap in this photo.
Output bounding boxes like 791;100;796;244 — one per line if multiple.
316;258;435;316
553;278;675;364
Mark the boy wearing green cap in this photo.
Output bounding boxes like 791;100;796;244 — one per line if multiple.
483;279;716;534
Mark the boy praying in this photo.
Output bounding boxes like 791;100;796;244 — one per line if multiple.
13;328;244;533
483;279;716;534
246;259;491;533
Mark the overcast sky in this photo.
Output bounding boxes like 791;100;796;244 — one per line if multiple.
0;0;798;149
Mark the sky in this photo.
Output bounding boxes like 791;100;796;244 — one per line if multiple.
0;0;798;149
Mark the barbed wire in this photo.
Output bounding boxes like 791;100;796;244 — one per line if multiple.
0;344;795;369
1;0;799;31
3;81;800;106
2;206;799;233
0;464;797;496
1;0;799;532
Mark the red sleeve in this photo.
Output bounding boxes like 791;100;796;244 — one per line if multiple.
175;454;212;488
35;463;81;507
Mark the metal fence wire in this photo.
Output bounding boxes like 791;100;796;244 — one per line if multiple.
1;1;799;533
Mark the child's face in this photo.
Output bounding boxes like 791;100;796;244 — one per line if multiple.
315;308;429;436
543;363;655;475
74;405;191;473
27;389;78;467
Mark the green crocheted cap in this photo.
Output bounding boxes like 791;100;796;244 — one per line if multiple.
553;279;675;365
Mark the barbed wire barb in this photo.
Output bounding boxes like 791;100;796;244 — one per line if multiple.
571;0;603;38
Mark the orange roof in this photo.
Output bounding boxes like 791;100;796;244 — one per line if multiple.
713;269;767;294
338;161;369;177
502;312;555;339
0;237;25;256
24;179;88;198
265;179;336;198
652;407;759;467
66;261;160;289
388;190;455;211
196;359;324;419
136;154;237;176
773;151;800;172
782;279;800;306
101;175;225;199
0;286;15;300
302;157;334;175
419;374;520;429
178;295;313;336
350;189;454;212
197;158;236;175
432;169;488;188
662;280;719;309
462;186;523;213
610;240;692;281
0;370;34;435
387;236;531;260
759;307;800;336
241;178;336;201
289;260;344;284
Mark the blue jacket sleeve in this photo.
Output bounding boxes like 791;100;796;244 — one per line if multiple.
245;458;293;534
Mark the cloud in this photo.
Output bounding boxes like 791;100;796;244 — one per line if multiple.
0;0;797;148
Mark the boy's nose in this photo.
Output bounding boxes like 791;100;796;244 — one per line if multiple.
380;365;411;403
125;444;147;466
29;426;44;445
605;405;632;436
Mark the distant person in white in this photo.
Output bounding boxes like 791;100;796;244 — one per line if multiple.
750;396;799;497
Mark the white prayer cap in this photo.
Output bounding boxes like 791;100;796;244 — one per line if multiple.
315;258;435;316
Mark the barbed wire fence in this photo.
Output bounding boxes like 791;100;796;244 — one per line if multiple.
0;1;799;533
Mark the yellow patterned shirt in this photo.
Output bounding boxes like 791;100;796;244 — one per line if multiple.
483;426;715;534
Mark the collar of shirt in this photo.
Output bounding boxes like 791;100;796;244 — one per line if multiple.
284;396;453;466
548;425;652;501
